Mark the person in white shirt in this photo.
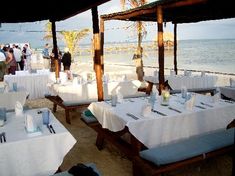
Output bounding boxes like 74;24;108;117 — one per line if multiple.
13;44;22;70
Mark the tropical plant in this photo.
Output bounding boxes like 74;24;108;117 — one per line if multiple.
43;21;90;62
120;0;148;81
43;21;53;41
59;29;90;60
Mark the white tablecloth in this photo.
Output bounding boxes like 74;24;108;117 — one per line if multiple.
48;80;145;103
88;94;235;148
0;108;76;176
220;86;235;100
4;73;53;100
144;75;218;90
0;91;29;110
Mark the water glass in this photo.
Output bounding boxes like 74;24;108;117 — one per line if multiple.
42;109;50;125
13;82;17;92
111;95;117;107
0;107;6;122
181;86;187;98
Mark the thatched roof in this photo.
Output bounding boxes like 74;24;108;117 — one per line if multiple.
101;0;235;23
0;0;110;23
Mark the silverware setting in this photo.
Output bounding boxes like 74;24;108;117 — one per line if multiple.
168;107;182;113
47;124;56;134
195;105;206;109
126;113;139;120
200;102;213;108
151;109;167;116
0;132;6;143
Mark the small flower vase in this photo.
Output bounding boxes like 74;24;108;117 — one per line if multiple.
161;90;170;106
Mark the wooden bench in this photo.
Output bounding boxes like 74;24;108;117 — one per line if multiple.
170;87;217;96
45;95;90;124
80;109;144;159
132;127;234;176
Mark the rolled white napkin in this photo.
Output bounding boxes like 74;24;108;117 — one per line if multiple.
117;91;124;103
72;77;78;86
212;92;221;103
230;78;235;87
185;94;196;110
15;101;23;116
25;114;36;132
141;104;152;118
3;82;9;93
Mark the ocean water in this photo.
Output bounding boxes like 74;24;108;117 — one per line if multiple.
77;39;235;75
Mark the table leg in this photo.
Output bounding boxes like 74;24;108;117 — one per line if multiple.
65;109;71;124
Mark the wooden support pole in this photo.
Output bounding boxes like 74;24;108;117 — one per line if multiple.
51;20;59;80
100;18;104;73
157;6;164;94
92;7;104;101
174;23;178;75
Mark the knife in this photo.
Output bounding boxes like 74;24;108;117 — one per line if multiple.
151;109;167;116
168;107;182;113
195;105;206;109
50;125;56;134
126;113;139;120
200;102;213;108
47;124;52;133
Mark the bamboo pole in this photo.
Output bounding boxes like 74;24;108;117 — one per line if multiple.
51;20;59;80
174;23;178;75
92;7;104;101
157;6;164;94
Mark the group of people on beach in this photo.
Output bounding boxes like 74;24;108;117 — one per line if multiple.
42;43;72;74
0;43;32;81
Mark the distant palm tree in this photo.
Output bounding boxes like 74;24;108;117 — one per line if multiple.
59;29;90;61
43;22;90;61
120;0;147;82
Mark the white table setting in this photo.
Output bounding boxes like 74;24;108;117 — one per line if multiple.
144;73;218;90
88;92;235;149
0;108;77;176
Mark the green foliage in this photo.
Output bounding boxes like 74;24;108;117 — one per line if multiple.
59;29;90;59
42;21;90;62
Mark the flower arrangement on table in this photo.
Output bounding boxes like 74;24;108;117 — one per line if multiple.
161;89;170;106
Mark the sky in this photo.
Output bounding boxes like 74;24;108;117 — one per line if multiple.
1;0;235;48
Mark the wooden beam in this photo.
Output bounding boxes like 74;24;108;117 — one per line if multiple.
164;0;207;9
92;7;104;101
102;8;156;21
51;20;59;80
100;18;104;72
174;23;178;75
157;6;164;95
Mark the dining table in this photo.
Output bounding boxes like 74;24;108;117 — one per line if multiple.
144;74;218;93
0;108;77;176
220;86;235;100
88;94;235;149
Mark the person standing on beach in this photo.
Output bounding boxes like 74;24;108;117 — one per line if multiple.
5;48;17;75
13;44;22;70
61;47;72;79
61;47;71;71
42;43;50;69
22;44;32;71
